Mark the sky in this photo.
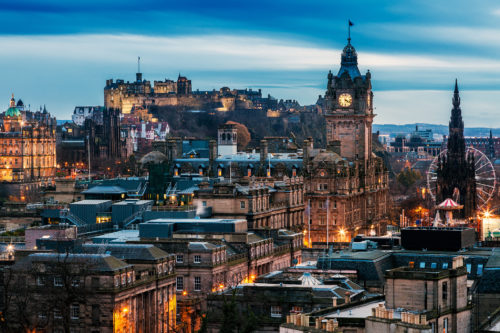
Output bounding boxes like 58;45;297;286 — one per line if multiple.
0;0;499;126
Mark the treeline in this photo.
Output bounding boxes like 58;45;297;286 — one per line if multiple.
151;106;327;148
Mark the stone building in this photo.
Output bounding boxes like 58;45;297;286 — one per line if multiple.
107;217;303;332
104;70;274;114
4;248;177;333
303;37;389;243
0;95;57;201
436;80;476;219
194;177;305;232
367;256;471;333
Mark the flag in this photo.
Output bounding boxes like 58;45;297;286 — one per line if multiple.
349;20;354;26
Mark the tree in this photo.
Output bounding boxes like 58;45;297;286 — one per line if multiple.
3;253;97;333
226;121;251;150
396;168;421;192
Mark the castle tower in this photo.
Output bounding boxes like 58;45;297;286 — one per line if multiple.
436;80;476;218
323;36;374;164
218;123;237;156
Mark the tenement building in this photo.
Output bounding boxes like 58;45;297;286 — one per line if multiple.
0;95;57;201
303;37;389;243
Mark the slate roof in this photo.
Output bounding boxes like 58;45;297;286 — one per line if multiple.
13;253;131;272
188;242;221;251
81;243;170;262
82;186;127;194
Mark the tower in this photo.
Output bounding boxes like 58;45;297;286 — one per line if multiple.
323;36;374;164
217;123;237;156
436;80;476;218
488;130;496;161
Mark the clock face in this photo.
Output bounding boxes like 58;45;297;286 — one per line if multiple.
338;93;352;107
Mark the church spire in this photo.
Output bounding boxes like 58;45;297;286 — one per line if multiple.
453;78;460;108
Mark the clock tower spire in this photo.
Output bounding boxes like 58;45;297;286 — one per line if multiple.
324;34;374;164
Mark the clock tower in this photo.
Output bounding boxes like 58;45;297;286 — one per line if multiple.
324;36;374;163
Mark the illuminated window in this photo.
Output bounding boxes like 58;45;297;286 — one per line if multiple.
218;168;222;177
174;168;179;176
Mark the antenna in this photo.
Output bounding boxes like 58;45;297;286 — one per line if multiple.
138;56;141;73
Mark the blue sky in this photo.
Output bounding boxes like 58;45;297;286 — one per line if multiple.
0;0;500;126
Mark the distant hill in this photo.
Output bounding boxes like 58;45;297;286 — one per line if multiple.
373;123;500;137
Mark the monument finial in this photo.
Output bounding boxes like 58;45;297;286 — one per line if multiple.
348;20;354;43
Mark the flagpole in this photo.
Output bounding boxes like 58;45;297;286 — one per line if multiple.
308;199;311;247
326;198;329;248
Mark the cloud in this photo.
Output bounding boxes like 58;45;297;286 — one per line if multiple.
2;34;500;73
375;90;500;127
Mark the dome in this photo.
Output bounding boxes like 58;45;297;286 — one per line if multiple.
337;40;361;79
312;152;343;164
5;94;21;118
140;150;168;165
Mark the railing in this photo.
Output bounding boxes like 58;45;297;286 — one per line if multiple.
151;205;195;212
123;210;145;227
76;222;114;235
0;236;24;243
60;210;87;226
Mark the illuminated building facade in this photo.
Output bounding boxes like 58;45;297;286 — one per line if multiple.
303;37;389;243
0;95;56;201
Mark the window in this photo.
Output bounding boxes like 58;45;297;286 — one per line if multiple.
194;276;201;291
54;276;63;287
176;255;184;263
72;277;80;287
466;263;471;273
91;305;100;325
442;263;449;269
291;306;303;313
442;281;448;301
121;274;126;285
37;276;44;286
477;264;484;275
270;306;282;318
240;201;245;209
54;308;63;319
127;272;132;283
419;262;426;269
70;304;80;320
431;262;437;269
202;201;207;207
176;276;184;291
194;255;201;264
114;276;120;287
444;318;448;333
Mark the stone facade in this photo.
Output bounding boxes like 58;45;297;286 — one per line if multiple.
0;95;56;184
4;250;177;333
382;257;471;333
304;38;389;243
104;73;270;114
194;177;305;231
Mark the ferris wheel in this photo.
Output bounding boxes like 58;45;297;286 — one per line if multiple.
427;147;497;210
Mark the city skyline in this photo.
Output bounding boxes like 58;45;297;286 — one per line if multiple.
0;0;499;126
